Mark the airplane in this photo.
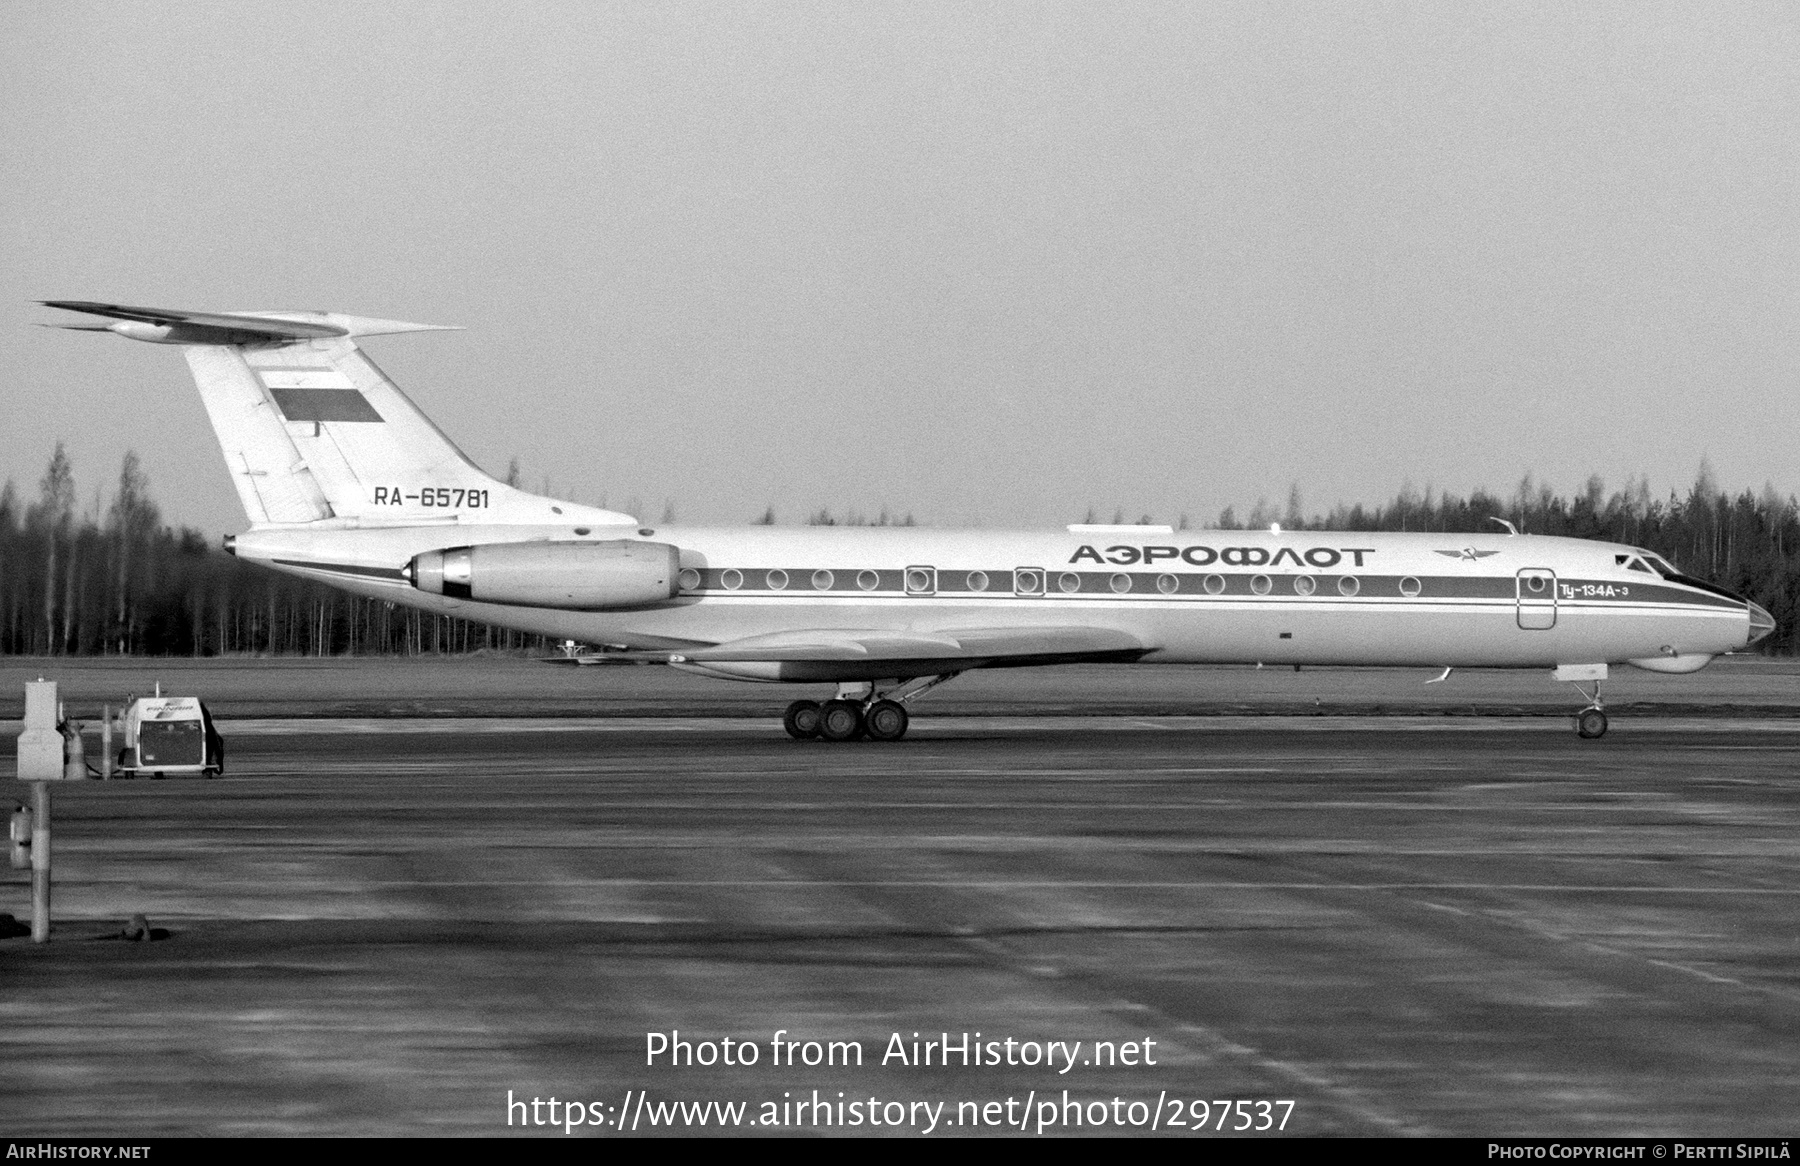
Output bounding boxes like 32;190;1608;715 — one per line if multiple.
42;300;1775;742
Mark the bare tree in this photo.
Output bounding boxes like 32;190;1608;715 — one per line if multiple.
107;451;159;655
32;444;75;654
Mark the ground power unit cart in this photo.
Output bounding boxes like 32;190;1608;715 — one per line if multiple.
116;695;224;778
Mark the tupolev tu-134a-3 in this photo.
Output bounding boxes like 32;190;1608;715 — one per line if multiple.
44;300;1774;742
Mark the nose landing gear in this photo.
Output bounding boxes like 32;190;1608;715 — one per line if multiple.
1554;664;1610;739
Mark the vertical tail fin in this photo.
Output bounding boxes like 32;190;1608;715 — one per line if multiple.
42;302;637;529
182;344;335;524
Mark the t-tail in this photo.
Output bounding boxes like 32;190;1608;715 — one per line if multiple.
40;301;636;529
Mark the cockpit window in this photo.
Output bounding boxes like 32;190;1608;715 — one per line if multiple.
1627;549;1680;577
1622;548;1743;602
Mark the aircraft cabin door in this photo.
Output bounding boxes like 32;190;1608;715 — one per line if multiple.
1516;568;1557;630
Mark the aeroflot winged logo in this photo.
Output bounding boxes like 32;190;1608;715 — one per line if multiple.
1069;544;1377;567
1434;548;1501;563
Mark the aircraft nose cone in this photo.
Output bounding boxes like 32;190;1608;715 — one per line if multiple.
1747;601;1776;646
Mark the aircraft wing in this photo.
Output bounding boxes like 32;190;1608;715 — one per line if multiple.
684;626;1147;664
541;626;1151;675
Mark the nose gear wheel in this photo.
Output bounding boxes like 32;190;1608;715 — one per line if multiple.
1570;680;1607;740
1575;707;1609;739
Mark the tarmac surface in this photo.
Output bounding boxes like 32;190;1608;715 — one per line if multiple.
3;654;1798;720
3;664;1800;1137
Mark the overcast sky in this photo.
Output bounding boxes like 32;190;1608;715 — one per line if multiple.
3;2;1796;534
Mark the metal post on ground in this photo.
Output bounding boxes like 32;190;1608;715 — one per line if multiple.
16;679;64;943
30;781;48;943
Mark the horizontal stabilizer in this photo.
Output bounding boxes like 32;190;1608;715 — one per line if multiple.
41;301;459;345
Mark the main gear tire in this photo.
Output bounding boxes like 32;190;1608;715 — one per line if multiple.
818;700;866;742
783;700;822;740
865;700;909;741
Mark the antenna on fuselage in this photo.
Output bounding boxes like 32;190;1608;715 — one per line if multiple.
1488;517;1520;536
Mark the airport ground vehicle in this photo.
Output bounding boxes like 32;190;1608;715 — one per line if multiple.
115;694;224;779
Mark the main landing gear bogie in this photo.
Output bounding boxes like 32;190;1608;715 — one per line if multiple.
784;698;910;742
782;675;955;743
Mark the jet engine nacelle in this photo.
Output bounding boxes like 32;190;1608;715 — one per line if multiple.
407;540;680;610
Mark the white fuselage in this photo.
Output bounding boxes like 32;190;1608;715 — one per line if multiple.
232;522;1757;680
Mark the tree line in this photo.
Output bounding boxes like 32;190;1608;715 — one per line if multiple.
3;448;1796;657
0;445;542;659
